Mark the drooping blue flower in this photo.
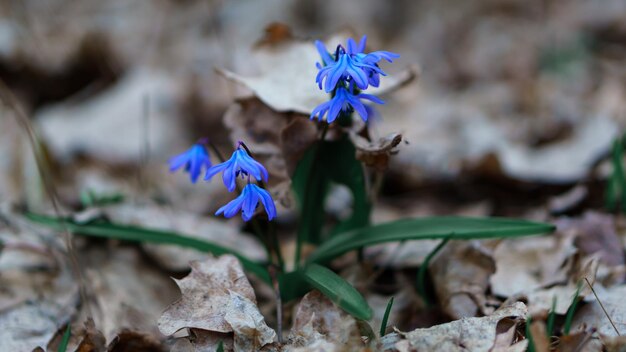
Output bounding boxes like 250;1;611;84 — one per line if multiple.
315;35;399;92
215;183;276;221
168;143;211;183
204;145;269;192
310;86;384;123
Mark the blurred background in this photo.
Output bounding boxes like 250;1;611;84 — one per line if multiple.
0;0;625;218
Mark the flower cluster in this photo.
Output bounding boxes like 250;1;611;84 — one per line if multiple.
169;141;276;221
311;35;399;123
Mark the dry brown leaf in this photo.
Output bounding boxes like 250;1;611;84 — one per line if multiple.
524;256;599;315
600;334;626;352
430;240;496;319
556;330;603;352
490;319;526;352
84;247;179;342
37;69;185;163
186;329;234;352
558;212;626;267
217;31;416;116
289;290;362;349
571;285;626;336
528;321;550;352
224;291;276;351
490;235;577;297
397;302;527;352
75;319;107;352
352;132;402;171
158;255;256;335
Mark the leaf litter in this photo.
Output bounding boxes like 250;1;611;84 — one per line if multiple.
2;0;626;351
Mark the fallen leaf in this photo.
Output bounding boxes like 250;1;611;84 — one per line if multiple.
556;329;603;352
37;69;185;163
289;290;362;349
397;302;527;351
430;240;496;319
490;235;577;297
571;285;626;336
352;132;403;171
158;255;257;335
217;31;416;116
84;247;179;342
557;211;626;267
224;291;276;351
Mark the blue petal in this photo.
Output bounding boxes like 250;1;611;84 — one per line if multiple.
255;185;277;220
204;161;229;181
315;40;333;66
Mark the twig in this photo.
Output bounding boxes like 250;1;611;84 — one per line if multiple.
585;277;621;336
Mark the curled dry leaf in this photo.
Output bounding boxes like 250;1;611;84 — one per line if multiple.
490;319;528;352
490;235;577;298
217;30;416;116
352;132;403;171
224;291;276;351
289;290;362;350
158;255;256;335
430;240;496;319
556;329;603;352
396;302;527;352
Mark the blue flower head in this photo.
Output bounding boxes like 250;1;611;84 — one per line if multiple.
315;35;399;93
204;143;269;192
168;141;212;183
216;183;276;221
311;86;384;123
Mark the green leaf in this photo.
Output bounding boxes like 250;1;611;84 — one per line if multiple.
57;325;71;352
25;212;271;284
380;296;394;337
308;216;555;264
563;281;583;335
302;263;372;320
293;137;370;246
526;315;536;352
416;236;451;307
546;296;557;338
278;270;311;302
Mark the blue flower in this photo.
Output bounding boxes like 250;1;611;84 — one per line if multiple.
168;143;211;183
315;35;399;92
204;146;269;192
215;183;276;221
310;86;384;123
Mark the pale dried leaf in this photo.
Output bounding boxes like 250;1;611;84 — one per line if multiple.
490;235;577;297
289;290;362;348
217;31;415;115
225;291;276;351
430;241;496;319
571;285;626;336
398;302;527;352
352;133;402;171
84;247;179;342
158;255;256;335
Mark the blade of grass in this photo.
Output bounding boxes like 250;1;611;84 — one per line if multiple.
308;217;555;264
25;212;271;284
416;236;451;307
57;325;71;352
563;281;583;335
526;315;536;352
380;296;394;337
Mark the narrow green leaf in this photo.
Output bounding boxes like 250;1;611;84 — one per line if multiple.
417;236;451;307
380;296;394;337
308;217;555;264
563;281;583;335
278;270;311;302
57;325;71;352
216;341;224;352
25;212;271;284
526;315;536;352
303;264;372;320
